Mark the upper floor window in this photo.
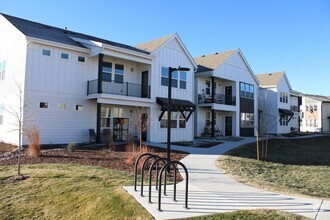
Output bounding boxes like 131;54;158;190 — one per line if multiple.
114;64;124;83
240;82;254;99
161;67;187;89
39;102;48;109
280;92;288;103
61;52;69;59
0;60;6;81
57;103;67;110
102;62;112;82
42;49;51;56
78;56;85;62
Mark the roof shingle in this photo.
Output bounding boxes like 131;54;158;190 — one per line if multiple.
256;72;285;87
194;49;237;72
134;34;174;53
1;13;149;54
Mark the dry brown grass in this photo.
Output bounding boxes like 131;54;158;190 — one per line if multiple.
25;126;40;158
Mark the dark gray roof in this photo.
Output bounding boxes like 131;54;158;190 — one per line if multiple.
1;13;149;54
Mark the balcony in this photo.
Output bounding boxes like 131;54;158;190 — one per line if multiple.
198;93;236;106
87;79;150;98
290;105;299;112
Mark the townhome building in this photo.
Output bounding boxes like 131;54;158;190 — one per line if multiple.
194;49;259;137
300;94;330;132
0;13;196;145
256;71;300;134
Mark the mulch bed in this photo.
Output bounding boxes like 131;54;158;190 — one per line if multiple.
0;144;188;181
0;142;17;154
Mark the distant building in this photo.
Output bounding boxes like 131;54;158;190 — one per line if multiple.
300;94;330;132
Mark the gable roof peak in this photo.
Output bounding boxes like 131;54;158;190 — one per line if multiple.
134;33;175;53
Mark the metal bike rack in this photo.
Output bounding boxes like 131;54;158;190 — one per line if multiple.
140;154;161;196
157;160;189;211
134;153;157;191
148;157;170;203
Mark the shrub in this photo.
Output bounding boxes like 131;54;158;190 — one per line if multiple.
67;143;76;152
25;126;40;157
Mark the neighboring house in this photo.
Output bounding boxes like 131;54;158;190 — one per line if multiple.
194;49;259;137
0;13;196;145
256;71;299;134
300;94;330;132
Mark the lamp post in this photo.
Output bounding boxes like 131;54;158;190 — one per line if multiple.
167;66;190;162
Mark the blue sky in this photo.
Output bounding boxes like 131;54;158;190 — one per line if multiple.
1;0;329;95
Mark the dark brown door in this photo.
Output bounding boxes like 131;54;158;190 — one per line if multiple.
141;71;149;98
225;116;232;136
225;86;232;105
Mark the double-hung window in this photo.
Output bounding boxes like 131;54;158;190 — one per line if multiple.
161;67;169;86
180;72;186;89
114;64;124;83
160;112;178;128
161;67;187;89
102;62;112;82
240;82;254;99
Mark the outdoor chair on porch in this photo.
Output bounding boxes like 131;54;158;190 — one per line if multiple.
89;129;96;143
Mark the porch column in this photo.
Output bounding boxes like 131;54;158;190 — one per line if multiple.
211;76;215;103
211;109;215;137
96;103;101;143
97;54;104;94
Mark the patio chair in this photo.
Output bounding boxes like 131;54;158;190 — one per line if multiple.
89;129;96;143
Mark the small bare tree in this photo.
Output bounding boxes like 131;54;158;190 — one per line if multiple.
130;106;150;149
3;82;31;176
258;89;277;160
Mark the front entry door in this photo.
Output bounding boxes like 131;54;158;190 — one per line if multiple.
225;86;232;105
141;71;149;98
225;116;232;136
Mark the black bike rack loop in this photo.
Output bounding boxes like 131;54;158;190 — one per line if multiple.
148;157;171;203
158;160;189;211
134;153;157;191
140;154;161;196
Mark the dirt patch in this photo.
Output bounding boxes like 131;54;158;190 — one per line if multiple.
2;175;30;185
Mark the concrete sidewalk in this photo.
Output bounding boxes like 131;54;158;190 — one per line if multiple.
124;137;329;220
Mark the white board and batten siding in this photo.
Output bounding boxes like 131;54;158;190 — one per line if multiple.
24;42;99;144
214;52;259;136
149;38;195;142
277;76;291;134
0;15;28;145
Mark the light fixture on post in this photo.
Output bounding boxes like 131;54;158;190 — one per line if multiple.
167;66;190;162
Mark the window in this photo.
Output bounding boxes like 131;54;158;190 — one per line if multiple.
0;104;4;125
240;82;254;99
205;111;211;126
171;71;178;88
101;105;111;127
76;105;83;111
78;56;85;62
241;112;254;128
161;67;187;89
306;105;309;112
0;60;6;81
314;105;317;112
114;64;124;83
113;107;124;118
161;67;169;86
102;62;112;81
180;72;186;89
160;112;181;128
42;49;51;56
280;115;288;126
179;113;186;128
280;92;288;103
61;53;69;59
39;102;48;109
205;80;211;95
57;103;66;110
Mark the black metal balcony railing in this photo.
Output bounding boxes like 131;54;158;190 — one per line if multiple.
87;79;150;98
290;105;299;112
198;93;236;106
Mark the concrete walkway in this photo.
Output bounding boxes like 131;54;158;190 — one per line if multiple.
124;137;329;220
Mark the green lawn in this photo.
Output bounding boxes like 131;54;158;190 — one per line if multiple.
216;136;330;198
0;164;152;220
0;163;314;219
